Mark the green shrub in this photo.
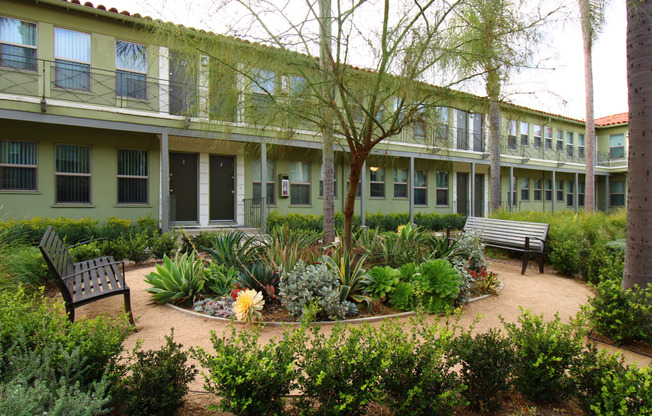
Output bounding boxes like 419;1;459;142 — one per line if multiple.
113;330;197;416
144;252;205;305
549;238;587;276
151;230;180;260
194;324;297;416
180;230;216;254
585;279;652;345
413;259;462;313
590;365;652;415
296;323;383;416
101;236;131;261
584;243;625;284
388;281;416;311
378;317;464;416
452;329;514;412
126;231;152;263
203;263;238;297
503;309;586;403
449;230;486;272
363;266;400;301
0;245;50;290
279;259;347;321
69;240;103;262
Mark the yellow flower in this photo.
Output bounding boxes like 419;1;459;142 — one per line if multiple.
233;289;265;324
397;225;405;234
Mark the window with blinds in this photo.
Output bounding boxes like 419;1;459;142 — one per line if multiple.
117;149;148;204
0;140;37;190
54;28;91;91
290;161;310;205
0;17;37;71
55;144;91;203
116;41;147;100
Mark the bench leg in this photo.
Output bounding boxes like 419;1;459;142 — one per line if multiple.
124;290;136;326
538;254;545;273
521;237;530;275
66;304;75;323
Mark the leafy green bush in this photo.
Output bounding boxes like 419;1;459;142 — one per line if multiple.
69;240;103;262
363;266;400;301
585;279;652;345
280;259;347;321
151;230;180;260
452;329;514;412
296;323;383;416
101;236;131;261
584;243;625;284
413;259;462;313
449;230;486;272
0;244;50;290
388;281;416;311
589;365;652;415
194;324;297;416
503;309;586;403
203;263;238;297
113;330;197;416
144;252;205;305
126;231;152;263
378;317;464;416
549;238;587;276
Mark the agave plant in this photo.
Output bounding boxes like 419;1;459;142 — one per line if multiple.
144;252;205;305
426;234;456;260
204;230;261;270
262;225;321;272
324;250;372;310
237;262;279;301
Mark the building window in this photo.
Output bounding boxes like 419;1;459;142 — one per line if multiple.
610;181;625;206
54;28;91;91
252;159;275;205
436;172;449;206
290;161;310;205
578;134;585;159
610;134;625;159
508;120;517;150
456;110;469;150
394;168;407;198
578;181;585;207
0;140;37;190
0;17;37;71
520;121;529;146
117;149;148;204
520;177;530;201
509;176;517;207
545;179;553;201
55;144;91;204
345;165;361;197
369;167;385;198
567;181;574;207
252;68;275;114
533;179;542;201
533;124;542;148
566;132;574;158
544;126;553;149
319;163;337;198
414;170;427;206
557;180;564;201
435;107;448;143
556;130;564;151
116;40;147;100
414;118;426;138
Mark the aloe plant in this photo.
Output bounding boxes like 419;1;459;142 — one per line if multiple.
324;250;372;310
204;231;261;270
144;252;205;305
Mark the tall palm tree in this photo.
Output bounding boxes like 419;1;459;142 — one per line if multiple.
579;0;606;212
623;0;652;289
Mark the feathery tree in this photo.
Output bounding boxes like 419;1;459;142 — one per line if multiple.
152;0;469;250
624;0;652;289
579;0;607;212
448;0;556;212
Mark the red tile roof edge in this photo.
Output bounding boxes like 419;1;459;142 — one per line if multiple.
595;112;629;127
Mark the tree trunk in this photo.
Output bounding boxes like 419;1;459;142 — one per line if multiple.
487;72;502;213
320;0;336;245
624;0;652;289
342;158;364;251
580;0;595;212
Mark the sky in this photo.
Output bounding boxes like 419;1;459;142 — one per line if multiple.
103;0;628;121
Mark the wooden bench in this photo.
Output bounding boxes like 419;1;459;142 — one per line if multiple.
39;226;135;325
459;216;550;275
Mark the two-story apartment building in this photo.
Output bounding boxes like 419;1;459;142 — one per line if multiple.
0;0;629;231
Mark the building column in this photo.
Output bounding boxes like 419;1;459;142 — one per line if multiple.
470;162;476;217
260;142;267;233
606;175;610;212
160;131;170;232
575;172;579;212
361;161;367;227
552;170;556;213
409;156;415;224
509;166;514;212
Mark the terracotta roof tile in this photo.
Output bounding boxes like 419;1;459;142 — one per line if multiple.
595;112;628;126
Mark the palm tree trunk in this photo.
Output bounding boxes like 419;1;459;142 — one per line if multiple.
487;72;502;212
624;0;652;289
580;0;595;212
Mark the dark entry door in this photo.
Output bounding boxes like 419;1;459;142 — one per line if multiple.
474;174;484;217
210;155;235;221
457;172;469;216
169;152;198;222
